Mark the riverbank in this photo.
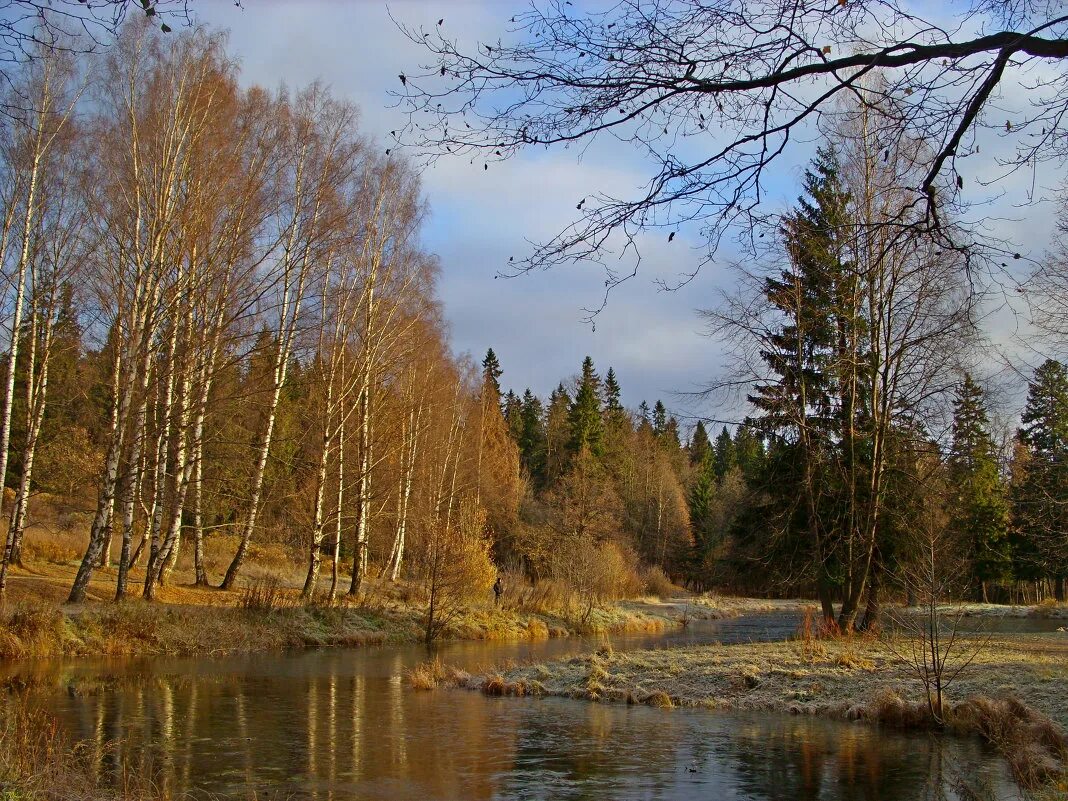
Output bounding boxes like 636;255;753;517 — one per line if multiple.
430;631;1068;791
0;526;703;659
458;634;1066;723
0;592;689;660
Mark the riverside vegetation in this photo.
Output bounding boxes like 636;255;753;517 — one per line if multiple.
3;5;1068;801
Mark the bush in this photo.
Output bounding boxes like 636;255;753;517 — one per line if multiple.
405;658;469;690
547;537;643;621
641;565;675;598
419;501;496;642
241;574;290;612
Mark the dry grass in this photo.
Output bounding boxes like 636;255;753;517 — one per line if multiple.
0;527;682;660
240;573;292;612
468;634;1068;727
0;690;164;800
405;658;470;690
954;696;1068;790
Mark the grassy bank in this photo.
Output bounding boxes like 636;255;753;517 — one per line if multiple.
417;632;1068;793
0;593;684;660
0;523;693;660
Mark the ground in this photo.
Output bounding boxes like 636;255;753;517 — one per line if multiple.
460;631;1068;728
0;524;690;659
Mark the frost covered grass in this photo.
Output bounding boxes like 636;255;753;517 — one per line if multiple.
442;632;1068;795
467;635;1068;726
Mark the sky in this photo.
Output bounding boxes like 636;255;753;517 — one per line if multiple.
188;0;1060;431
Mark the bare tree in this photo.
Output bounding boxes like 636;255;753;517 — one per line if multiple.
68;24;234;603
0;2;191;103
885;461;986;726
0;48;82;599
220;85;361;592
396;0;1062;286
705;93;977;629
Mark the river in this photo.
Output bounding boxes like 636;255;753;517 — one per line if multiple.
2;613;1019;800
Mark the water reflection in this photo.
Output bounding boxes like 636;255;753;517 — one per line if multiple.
3;615;1014;800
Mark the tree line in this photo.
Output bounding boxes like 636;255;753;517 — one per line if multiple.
0;21;524;610
0;20;1065;632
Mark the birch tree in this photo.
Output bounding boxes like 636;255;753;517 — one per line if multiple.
0;50;83;596
69;24;234;603
220;85;361;591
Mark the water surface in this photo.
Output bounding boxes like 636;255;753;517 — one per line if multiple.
2;613;1018;800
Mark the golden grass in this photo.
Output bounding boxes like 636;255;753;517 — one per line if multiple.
0;690;165;800
405;658;470;690
0;525;683;660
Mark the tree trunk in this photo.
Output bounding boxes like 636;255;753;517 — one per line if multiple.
192;442;207;586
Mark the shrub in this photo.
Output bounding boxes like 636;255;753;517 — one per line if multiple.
641;565;675;598
419;501;496;642
241;574;290;612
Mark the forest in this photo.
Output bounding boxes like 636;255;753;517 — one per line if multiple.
4;2;1068;800
0;20;1063;641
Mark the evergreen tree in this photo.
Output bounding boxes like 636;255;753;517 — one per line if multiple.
732;425;766;481
603;367;622;412
712;426;736;481
482;348;503;399
745;146;854;621
518;389;546;481
651;400;667;437
663;416;681;449
545;383;572;482
568;356;603;456
1016;359;1068;599
947;375;1010;599
503;390;523;441
689;421;711;467
600;366;632;466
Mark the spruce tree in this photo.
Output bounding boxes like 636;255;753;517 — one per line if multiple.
689;421;711;467
732;426;766;481
651;400;667;437
1016;359;1068;599
663;416;681;449
482;348;503;399
545;383;572;482
948;375;1010;599
568;356;603;456
603;367;622;412
637;400;650;422
712;426;735;481
503;390;523;441
518;389;546;481
745;146;853;621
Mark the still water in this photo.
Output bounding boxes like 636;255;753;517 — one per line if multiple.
3;614;1015;800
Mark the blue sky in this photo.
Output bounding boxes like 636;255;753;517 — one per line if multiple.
191;0;1057;430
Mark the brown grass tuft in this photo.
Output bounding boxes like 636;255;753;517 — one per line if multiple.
240;573;291;612
865;688;934;729
405;658;469;690
954;696;1068;789
644;690;674;708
